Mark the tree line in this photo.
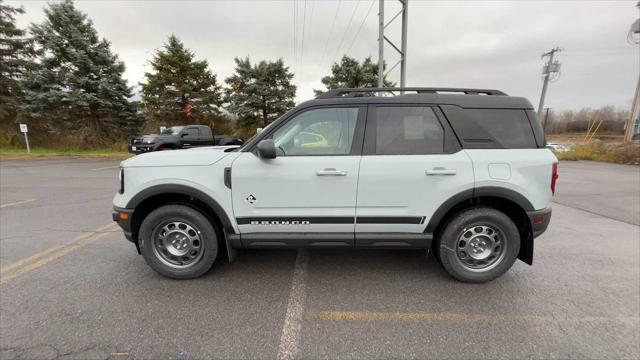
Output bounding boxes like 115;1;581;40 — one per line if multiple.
542;106;629;135
0;0;391;147
4;1;625;149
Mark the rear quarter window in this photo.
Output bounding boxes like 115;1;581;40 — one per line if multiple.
441;106;538;149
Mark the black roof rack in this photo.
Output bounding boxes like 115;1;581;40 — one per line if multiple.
316;87;507;99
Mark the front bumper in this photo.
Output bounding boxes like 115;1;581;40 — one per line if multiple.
527;207;552;238
112;207;135;242
128;144;154;154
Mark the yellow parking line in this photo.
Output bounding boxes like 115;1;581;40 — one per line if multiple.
318;311;640;324
0;243;69;274
0;223;118;284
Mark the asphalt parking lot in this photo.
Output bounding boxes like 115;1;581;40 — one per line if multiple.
1;158;638;359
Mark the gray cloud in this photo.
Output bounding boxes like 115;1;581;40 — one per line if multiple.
11;0;640;111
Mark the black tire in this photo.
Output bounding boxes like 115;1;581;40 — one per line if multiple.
436;207;520;283
138;204;218;279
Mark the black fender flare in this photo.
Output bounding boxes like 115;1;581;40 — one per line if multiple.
126;184;235;232
425;186;534;233
425;186;535;264
126;184;237;260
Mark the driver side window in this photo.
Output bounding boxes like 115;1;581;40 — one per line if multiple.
271;107;359;156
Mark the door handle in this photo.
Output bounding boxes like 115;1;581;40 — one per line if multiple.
426;167;457;176
316;168;348;176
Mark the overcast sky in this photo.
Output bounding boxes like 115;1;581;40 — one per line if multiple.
10;0;640;111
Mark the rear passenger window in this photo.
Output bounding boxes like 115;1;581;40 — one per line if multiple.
183;128;198;137
466;109;536;148
375;107;444;155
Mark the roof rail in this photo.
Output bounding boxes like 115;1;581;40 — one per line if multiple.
316;87;507;99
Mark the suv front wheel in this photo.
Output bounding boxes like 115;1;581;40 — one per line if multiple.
139;204;218;279
437;207;520;283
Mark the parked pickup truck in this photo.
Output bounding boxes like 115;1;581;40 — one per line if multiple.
129;125;243;154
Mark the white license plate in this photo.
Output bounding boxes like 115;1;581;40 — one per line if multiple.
131;146;136;151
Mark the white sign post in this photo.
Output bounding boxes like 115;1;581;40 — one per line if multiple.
19;124;30;153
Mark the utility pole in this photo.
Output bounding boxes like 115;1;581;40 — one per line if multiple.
400;0;408;89
543;107;551;134
624;79;640;142
378;0;384;88
378;0;408;88
624;1;640;142
537;47;562;116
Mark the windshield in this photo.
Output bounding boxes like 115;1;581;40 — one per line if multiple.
160;126;184;135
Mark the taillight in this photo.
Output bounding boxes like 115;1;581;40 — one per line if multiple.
551;162;559;195
118;168;124;194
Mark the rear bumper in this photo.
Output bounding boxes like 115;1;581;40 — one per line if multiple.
112;207;135;242
527;207;552;238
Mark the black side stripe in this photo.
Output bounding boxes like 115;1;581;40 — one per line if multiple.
356;216;424;225
236;216;425;225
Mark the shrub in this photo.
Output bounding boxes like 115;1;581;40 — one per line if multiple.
555;142;640;165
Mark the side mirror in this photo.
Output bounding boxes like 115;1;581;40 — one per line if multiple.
180;133;188;138
256;139;277;159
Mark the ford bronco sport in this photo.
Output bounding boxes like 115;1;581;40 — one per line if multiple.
113;87;557;283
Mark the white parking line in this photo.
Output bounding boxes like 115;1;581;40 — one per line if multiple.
276;249;309;360
90;166;119;171
0;199;36;209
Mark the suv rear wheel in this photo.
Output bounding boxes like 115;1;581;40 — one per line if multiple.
437;207;520;283
139;204;218;279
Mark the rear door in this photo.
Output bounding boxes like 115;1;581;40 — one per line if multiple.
180;127;200;148
198;127;214;146
355;105;474;246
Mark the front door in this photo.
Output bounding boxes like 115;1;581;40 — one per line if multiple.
231;106;366;246
355;105;474;245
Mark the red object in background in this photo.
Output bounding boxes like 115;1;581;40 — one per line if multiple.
182;98;194;116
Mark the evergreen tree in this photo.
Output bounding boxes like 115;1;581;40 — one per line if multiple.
140;35;222;128
225;57;296;131
22;0;143;143
314;55;395;95
0;1;34;134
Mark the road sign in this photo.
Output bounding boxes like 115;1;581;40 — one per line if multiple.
19;124;30;153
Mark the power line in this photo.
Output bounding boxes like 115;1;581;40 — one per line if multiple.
293;1;297;65
301;0;314;76
297;0;307;87
319;0;342;67
564;46;636;51
345;0;375;55
331;0;361;65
